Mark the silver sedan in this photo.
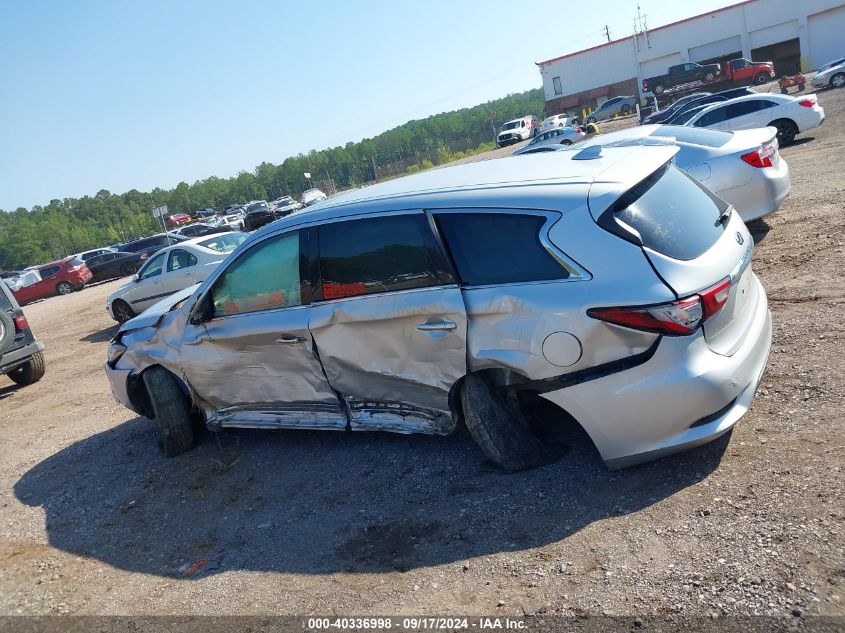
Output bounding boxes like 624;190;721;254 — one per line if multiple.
512;126;585;155
572;124;790;222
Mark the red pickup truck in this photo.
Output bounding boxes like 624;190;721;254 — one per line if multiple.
724;58;776;86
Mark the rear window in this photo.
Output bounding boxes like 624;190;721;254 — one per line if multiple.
435;213;569;286
200;232;247;253
603;164;727;261
652;126;733;147
318;214;453;300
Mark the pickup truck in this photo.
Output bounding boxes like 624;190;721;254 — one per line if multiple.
724;58;776;85
642;62;722;94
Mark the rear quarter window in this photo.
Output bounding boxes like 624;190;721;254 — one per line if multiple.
434;213;569;286
600;163;728;261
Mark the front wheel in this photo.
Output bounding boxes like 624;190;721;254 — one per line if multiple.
142;366;195;457
753;72;769;86
654;84;665;95
120;262;138;276
621;104;631;115
586;116;597;124
560;139;573;146
56;281;73;295
705;72;715;81
112;299;135;324
771;119;798;145
8;351;46;386
831;73;845;88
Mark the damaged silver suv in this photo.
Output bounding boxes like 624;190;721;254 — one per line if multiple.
106;145;771;472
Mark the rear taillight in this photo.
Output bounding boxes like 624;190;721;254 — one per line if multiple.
741;143;776;168
13;315;28;331
588;278;732;336
798;98;816;107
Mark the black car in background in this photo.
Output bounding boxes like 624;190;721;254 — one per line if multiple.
117;233;186;259
663;87;759;125
173;222;231;238
84;251;146;282
243;201;274;231
0;279;45;386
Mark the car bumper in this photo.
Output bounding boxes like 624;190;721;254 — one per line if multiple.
811;76;827;87
105;365;137;413
541;278;772;468
0;340;45;374
717;155;791;223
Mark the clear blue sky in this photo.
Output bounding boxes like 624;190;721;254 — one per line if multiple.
0;0;737;210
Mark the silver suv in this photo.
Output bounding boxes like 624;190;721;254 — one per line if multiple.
106;146;771;472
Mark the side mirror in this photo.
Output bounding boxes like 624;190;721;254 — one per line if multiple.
189;294;212;325
132;274;139;282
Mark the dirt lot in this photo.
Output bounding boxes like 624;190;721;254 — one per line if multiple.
1;86;843;619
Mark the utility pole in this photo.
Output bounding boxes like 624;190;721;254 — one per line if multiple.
604;25;611;42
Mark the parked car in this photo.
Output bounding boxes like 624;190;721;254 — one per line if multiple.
684;93;825;145
512;126;586;155
106;148;771;474
171;222;231;238
214;213;245;231
811;61;845;90
574;124;790;222
85;251;146;282
643;62;722;95
0;279;46;386
272;195;303;217
166;213;192;227
191;208;217;220
243;201;274;231
724;58;776;86
539;114;579;132
586;96;637;122
818;57;845;73
496;115;539;147
663;87;758;124
73;247;118;262
641;92;712;125
107;232;247;323
301;188;328;207
11;257;92;304
117;233;186;259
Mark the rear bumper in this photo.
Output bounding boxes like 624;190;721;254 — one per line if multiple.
541;280;772;468
0;340;45;374
719;156;791;223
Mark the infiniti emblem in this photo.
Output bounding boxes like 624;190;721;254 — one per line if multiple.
735;232;745;245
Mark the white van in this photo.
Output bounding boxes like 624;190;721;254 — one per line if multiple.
496;115;539;148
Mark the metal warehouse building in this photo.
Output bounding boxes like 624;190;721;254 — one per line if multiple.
537;0;845;114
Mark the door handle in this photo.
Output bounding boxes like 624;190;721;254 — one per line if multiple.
276;334;305;344
416;319;457;332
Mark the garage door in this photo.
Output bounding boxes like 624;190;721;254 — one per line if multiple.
640;52;683;78
689;35;742;63
809;6;845;70
749;20;798;49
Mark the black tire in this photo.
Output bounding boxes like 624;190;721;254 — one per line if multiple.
654;84;665;95
831;73;845;89
560;139;573;146
0;311;15;353
771;119;798;145
142;366;195;457
56;281;73;295
112;299;135;324
621;104;631;115
120;262;138;276
705;72;715;81
460;373;548;473
798;83;805;92
753;72;769;86
586;116;597;124
780;88;789;94
8;350;45;386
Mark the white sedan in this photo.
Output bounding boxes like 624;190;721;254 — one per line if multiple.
512;126;586;155
684;93;825;145
107;232;247;323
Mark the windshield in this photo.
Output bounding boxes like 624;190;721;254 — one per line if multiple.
246;202;268;213
502;120;523;130
199;232;248;253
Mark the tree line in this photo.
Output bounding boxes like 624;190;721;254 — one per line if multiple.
0;88;544;270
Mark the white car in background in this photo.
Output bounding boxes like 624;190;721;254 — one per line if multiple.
272;195;303;217
684;93;825;145
107;232;248;323
811;61;845;90
512;126;586;154
539;114;579;132
214;213;245;231
573;125;790;222
301;188;327;206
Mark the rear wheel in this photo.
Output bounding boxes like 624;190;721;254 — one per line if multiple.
753;72;769;86
797;83;805;91
705;72;715;81
56;281;73;295
112;299;135;324
460;373;550;473
586;116;597;124
831;73;845;88
770;119;798;145
780;88;789;94
560;139;573;146
142;366;195;457
8;351;45;386
654;84;665;94
120;262;138;276
621;104;631;115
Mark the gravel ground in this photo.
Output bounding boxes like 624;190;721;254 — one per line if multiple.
0;84;843;619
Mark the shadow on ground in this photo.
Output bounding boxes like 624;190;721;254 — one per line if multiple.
747;218;772;244
15;412;729;578
80;324;119;343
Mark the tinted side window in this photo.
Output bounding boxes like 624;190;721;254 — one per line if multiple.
725;100;763;119
695;106;727;127
211;231;303;317
318;214;453;300
86;255;104;266
139;252;166;280
435;213;568;286
40;266;61;278
167;249;198;272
